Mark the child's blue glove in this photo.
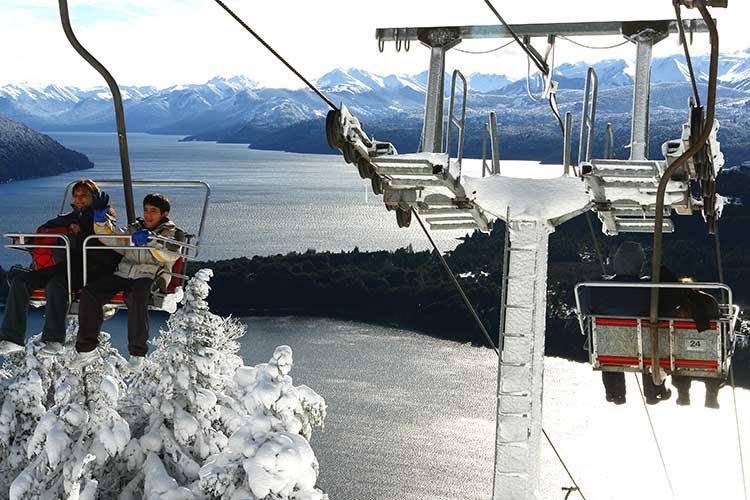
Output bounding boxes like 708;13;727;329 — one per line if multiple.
92;191;110;223
131;230;152;247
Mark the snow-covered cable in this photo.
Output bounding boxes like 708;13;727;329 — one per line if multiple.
634;374;677;500
455;40;515;54
557;35;629;50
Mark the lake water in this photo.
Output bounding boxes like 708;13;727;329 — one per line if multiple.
0;132;465;270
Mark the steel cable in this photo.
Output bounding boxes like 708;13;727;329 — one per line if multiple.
212;0;337;111
673;2;702;108
557;35;629;50
634;373;677;500
412;208;588;499
455;40;515;54
730;365;749;500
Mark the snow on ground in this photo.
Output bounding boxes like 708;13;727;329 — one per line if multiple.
540;357;749;500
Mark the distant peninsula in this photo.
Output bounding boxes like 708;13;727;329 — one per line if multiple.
0;115;93;183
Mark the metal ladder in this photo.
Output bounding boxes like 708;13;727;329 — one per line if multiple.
493;217;543;499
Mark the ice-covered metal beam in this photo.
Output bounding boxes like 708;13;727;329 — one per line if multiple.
376;18;709;42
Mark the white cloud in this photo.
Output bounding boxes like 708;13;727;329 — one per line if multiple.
0;0;746;89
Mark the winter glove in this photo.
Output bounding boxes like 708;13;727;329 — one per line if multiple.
91;191;110;223
131;230;152;247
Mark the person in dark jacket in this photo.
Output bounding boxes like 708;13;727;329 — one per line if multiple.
0;179;118;356
600;241;673;405
659;267;724;409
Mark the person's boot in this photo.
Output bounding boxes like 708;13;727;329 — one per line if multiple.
606;394;626;405
646;385;672;405
0;340;24;355
705;388;720;409
676;390;691;406
69;349;99;370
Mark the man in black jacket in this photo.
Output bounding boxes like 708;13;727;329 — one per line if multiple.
0;179;118;356
600;241;673;405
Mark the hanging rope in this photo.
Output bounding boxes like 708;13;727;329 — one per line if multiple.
557;35;629;50
455;40;515;54
212;0;337;111
634;374;677;500
412;208;588;499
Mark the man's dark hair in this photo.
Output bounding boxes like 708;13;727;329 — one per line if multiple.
143;193;170;214
72;178;99;196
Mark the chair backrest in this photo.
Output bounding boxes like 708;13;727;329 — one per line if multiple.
167;257;183;293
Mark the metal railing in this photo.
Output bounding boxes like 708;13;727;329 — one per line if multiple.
445;69;468;181
603;122;615;159
60;180;211;252
481;112;500;177
578;67;598;165
3;233;73;304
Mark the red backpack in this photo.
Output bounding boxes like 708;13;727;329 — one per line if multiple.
31;226;68;271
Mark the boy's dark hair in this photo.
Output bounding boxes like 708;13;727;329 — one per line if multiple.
143;193;170;214
72;178;99;196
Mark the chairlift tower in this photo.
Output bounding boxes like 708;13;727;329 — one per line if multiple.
340;16;715;500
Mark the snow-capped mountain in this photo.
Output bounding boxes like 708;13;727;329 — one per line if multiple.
0;49;748;138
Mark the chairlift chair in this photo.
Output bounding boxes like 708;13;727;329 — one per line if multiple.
3;179;211;316
575;281;740;379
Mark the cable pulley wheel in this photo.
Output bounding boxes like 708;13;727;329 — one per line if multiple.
325;110;338;149
396;207;412;228
371;175;383;195
357;158;372;179
342;142;358;164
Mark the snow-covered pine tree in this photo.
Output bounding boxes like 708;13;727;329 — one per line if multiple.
3;321;132;500
199;345;327;500
119;269;327;499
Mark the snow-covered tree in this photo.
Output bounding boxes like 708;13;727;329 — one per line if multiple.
0;269;327;498
2;322;131;500
119;269;327;499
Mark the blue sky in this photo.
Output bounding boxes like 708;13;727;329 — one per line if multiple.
0;0;747;89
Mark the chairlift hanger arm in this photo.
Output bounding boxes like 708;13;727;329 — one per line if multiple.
375;18;710;43
58;0;136;225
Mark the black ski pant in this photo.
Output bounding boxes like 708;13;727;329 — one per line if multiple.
1;264;70;346
602;371;669;400
77;274;152;356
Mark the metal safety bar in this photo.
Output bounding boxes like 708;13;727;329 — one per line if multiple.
578;67;598;165
60;180;211;249
82;233;196;288
3;233;73;304
445;69;468;181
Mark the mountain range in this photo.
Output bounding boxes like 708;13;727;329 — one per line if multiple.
1;50;750;164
